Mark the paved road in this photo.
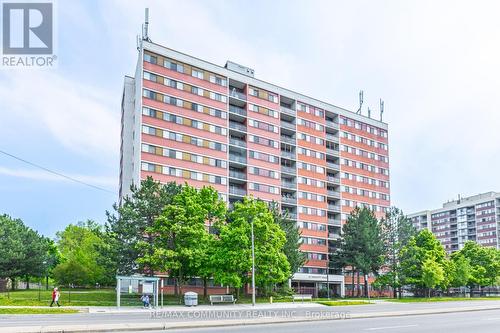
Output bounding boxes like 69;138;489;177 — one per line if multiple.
124;309;500;333
1;301;499;329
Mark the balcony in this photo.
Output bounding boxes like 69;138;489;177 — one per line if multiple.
327;190;340;198
328;218;341;226
229;105;247;117
327;176;340;184
325;120;339;129
328;204;341;213
284;212;297;220
280;121;295;130
229;186;247;196
281;165;296;174
328;233;341;240
229;153;247;164
281;180;296;189
229;121;247;132
280;136;296;144
229;170;246;180
229;137;246;148
281;150;296;159
280;105;296;116
281;195;297;204
229;87;246;101
326;134;339;143
327;161;339;170
326;147;339;156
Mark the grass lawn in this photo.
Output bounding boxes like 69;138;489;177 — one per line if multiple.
0;308;79;314
317;300;372;306
390;297;500;303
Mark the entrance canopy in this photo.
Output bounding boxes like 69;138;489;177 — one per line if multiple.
116;275;160;308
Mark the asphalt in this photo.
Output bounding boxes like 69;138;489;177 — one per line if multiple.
1;300;500;332
129;309;500;333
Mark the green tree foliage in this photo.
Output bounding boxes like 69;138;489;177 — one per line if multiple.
422;258;444;297
400;229;447;294
452;241;500;288
332;207;385;297
269;201;305;279
106;177;181;275
144;185;226;295
53;221;113;286
448;255;471;288
212;197;290;296
0;215;49;289
377;207;416;297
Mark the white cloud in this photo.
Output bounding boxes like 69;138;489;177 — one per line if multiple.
0;166;117;189
0;70;119;158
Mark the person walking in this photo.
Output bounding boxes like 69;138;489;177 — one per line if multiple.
50;287;61;307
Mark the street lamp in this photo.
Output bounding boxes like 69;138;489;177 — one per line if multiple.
250;212;263;307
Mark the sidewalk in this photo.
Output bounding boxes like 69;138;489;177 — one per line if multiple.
2;301;500;333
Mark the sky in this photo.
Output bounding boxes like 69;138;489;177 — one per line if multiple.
1;0;500;238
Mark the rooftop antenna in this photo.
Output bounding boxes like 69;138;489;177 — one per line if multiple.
379;98;384;121
142;8;151;42
356;90;364;114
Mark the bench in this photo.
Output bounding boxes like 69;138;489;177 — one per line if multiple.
292;294;313;302
209;294;237;305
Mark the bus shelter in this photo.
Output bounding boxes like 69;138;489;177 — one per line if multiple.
116;275;160;308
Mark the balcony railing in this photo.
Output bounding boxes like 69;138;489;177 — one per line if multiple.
280;105;296;116
328;218;341;226
281;180;296;189
229;154;247;164
281;150;296;159
327;176;340;184
229;186;247;196
327;161;339;170
327;190;340;198
229;170;246;180
328;204;341;212
229;137;246;148
325;120;339;128
284;212;297;220
281;166;296;174
229;88;247;101
229;105;247;116
328;233;341;240
280;121;295;130
281;195;297;204
280;136;296;144
326;147;339;156
229;121;247;132
326;134;339;143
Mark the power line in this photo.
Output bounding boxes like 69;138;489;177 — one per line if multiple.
0;149;116;195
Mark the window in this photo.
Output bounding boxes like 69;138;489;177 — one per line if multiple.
143;53;157;64
192;69;204;79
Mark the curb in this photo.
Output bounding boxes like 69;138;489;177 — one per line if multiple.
3;305;500;333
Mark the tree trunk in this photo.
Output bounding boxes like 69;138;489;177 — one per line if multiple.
46;275;49;290
235;286;240;300
350;268;355;298
364;275;369;298
26;276;30;290
356;271;360;297
203;277;208;299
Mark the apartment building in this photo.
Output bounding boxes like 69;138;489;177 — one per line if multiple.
120;38;391;297
409;192;500;253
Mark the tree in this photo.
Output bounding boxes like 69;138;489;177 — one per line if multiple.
400;229;447;295
448;255;471;289
144;185;226;297
212;197;290;297
0;215;49;289
422;258;444;297
269;201;305;279
53;221;113;286
331;207;385;297
452;241;500;294
106;177;181;275
378;207;416;298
